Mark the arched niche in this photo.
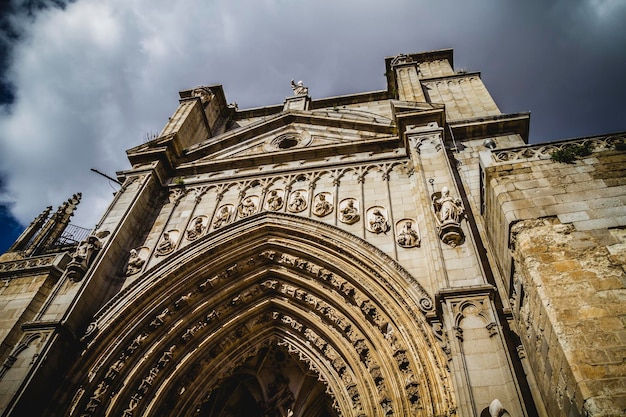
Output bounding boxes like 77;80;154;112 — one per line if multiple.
55;213;455;417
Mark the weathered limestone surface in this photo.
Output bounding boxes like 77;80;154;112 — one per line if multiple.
1;49;622;417
512;218;626;416
483;137;626;294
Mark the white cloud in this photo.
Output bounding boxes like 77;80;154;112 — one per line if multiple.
0;0;625;232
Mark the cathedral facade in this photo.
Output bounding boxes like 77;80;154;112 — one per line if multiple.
1;49;624;417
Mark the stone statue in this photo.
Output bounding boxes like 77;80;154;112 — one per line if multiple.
290;79;309;96
125;248;145;275
368;209;390;234
339;199;360;224
238;197;257;217
73;235;102;267
434;187;463;224
66;230;109;282
155;232;175;256
287;191;307;213
266;190;284;211
191;86;213;102
313;193;333;217
432;186;465;247
186;217;205;240
397;220;420;248
213;206;231;229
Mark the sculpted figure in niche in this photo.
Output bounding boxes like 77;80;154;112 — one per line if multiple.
287;190;307;213
213;205;232;229
155;232;176;256
368;208;390;234
432;186;465;247
339;198;360;224
313;192;333;217
238;197;257;217
186;216;206;240
290;79;309;96
397;220;420;248
434;186;464;224
266;190;284;211
125;248;146;275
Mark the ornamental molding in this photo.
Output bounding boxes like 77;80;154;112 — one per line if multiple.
490;134;624;163
0;253;69;278
67;214;454;417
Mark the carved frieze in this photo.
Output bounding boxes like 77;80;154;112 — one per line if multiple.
212;204;233;229
155;230;179;257
0;254;58;275
396;219;420;248
339;198;360;225
125;247;148;276
238;196;259;218
491;134;623;163
366;206;390;234
186;216;207;241
312;192;333;217
287;189;308;213
265;189;285;211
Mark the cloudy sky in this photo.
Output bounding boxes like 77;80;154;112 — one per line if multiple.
1;0;625;252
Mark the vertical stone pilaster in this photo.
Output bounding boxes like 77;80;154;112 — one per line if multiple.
391;55;427;102
439;286;528;417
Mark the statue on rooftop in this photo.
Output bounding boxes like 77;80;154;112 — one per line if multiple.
290;79;309;96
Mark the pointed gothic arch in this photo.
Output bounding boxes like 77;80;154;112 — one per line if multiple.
58;213;456;417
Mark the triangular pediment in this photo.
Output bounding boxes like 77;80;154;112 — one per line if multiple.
196;123;390;162
179;110;398;170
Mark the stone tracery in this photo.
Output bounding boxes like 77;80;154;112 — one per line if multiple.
64;215;452;417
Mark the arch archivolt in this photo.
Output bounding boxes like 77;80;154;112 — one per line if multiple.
65;214;455;417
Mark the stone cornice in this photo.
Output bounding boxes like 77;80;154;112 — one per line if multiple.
448;112;531;143
484;132;625;165
0;253;70;279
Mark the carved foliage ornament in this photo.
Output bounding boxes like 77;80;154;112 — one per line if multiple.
78;247;444;417
191;86;214;103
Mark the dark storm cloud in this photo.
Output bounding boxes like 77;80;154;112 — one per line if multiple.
0;0;624;237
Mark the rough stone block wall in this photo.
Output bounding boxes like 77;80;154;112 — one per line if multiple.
0;273;49;359
483;140;626;291
511;218;626;416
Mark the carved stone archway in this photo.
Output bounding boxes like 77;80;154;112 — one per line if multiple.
56;213;455;417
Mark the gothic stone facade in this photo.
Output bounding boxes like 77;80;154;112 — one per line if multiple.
1;49;625;417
